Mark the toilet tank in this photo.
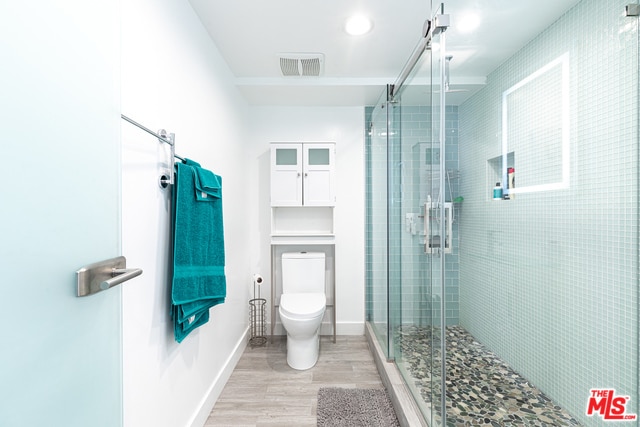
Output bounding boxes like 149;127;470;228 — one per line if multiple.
282;252;325;294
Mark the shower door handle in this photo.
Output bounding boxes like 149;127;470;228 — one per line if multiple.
423;201;430;254
423;202;452;255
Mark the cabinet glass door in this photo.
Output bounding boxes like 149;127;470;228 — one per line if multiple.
271;144;303;206
307;148;330;165
303;144;335;206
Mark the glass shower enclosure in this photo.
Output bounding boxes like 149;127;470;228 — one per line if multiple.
366;0;639;426
366;3;451;424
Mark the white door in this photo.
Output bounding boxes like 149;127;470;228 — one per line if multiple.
303;143;336;206
0;3;123;427
271;143;303;206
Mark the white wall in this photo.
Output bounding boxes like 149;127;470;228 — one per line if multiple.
120;3;367;426
248;107;366;335
121;1;251;427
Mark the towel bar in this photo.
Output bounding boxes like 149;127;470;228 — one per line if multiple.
76;256;143;297
121;114;185;189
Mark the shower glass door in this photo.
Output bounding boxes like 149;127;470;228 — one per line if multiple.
428;10;446;425
365;2;450;425
366;90;392;358
387;3;448;425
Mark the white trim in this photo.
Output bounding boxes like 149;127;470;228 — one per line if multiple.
187;328;249;427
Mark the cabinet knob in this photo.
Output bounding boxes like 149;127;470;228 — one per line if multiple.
297;173;301;177
304;173;308;177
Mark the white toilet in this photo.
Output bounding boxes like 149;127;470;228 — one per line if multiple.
279;251;326;370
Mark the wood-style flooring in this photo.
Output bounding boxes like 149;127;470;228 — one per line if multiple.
205;335;385;427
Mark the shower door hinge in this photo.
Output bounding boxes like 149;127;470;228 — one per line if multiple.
626;4;640;16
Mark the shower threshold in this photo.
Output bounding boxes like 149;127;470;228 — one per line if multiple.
395;325;582;426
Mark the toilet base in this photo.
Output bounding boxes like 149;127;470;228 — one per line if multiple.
286;332;320;370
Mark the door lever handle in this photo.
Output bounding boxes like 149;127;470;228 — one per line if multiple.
100;268;143;291
76;256;143;297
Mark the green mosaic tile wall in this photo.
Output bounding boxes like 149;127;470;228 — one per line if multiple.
458;0;638;424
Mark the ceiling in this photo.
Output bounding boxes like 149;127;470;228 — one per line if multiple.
188;0;581;106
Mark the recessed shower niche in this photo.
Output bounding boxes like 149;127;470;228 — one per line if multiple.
486;152;514;200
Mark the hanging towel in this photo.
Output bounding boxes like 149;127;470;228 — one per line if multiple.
185;159;222;201
171;159;226;343
173;306;209;344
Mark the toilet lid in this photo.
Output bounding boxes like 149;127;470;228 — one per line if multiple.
280;293;326;319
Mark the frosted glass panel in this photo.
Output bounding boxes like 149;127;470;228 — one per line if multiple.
276;148;298;165
308;148;330;165
0;2;122;427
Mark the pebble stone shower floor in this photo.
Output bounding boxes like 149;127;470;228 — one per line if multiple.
396;325;582;426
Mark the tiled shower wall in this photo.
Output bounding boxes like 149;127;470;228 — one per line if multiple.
394;105;460;327
458;0;638;424
366;103;460;329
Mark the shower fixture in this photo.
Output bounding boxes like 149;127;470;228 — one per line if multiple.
445;55;452;91
442;55;468;94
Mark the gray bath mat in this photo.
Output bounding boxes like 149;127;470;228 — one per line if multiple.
316;387;400;427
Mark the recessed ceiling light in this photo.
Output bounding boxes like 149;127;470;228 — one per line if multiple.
345;15;373;36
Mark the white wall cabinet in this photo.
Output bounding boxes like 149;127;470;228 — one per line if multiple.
269;142;337;341
271;143;335;207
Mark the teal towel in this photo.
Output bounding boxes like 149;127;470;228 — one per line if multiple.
185;159;221;201
177;296;225;324
171;160;226;343
173;306;209;344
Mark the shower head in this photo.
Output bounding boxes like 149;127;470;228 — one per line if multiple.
445;55;453;91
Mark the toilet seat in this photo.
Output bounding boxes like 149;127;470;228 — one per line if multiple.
280;293;326;319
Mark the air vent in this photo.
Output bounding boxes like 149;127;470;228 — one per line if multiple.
278;53;324;77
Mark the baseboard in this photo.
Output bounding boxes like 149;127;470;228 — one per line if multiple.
333;321;364;335
187;327;249;427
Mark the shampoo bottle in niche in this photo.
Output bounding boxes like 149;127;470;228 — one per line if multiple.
507;167;515;199
493;182;503;200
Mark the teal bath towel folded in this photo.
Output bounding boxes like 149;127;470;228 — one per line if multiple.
185;158;222;201
172;160;226;343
